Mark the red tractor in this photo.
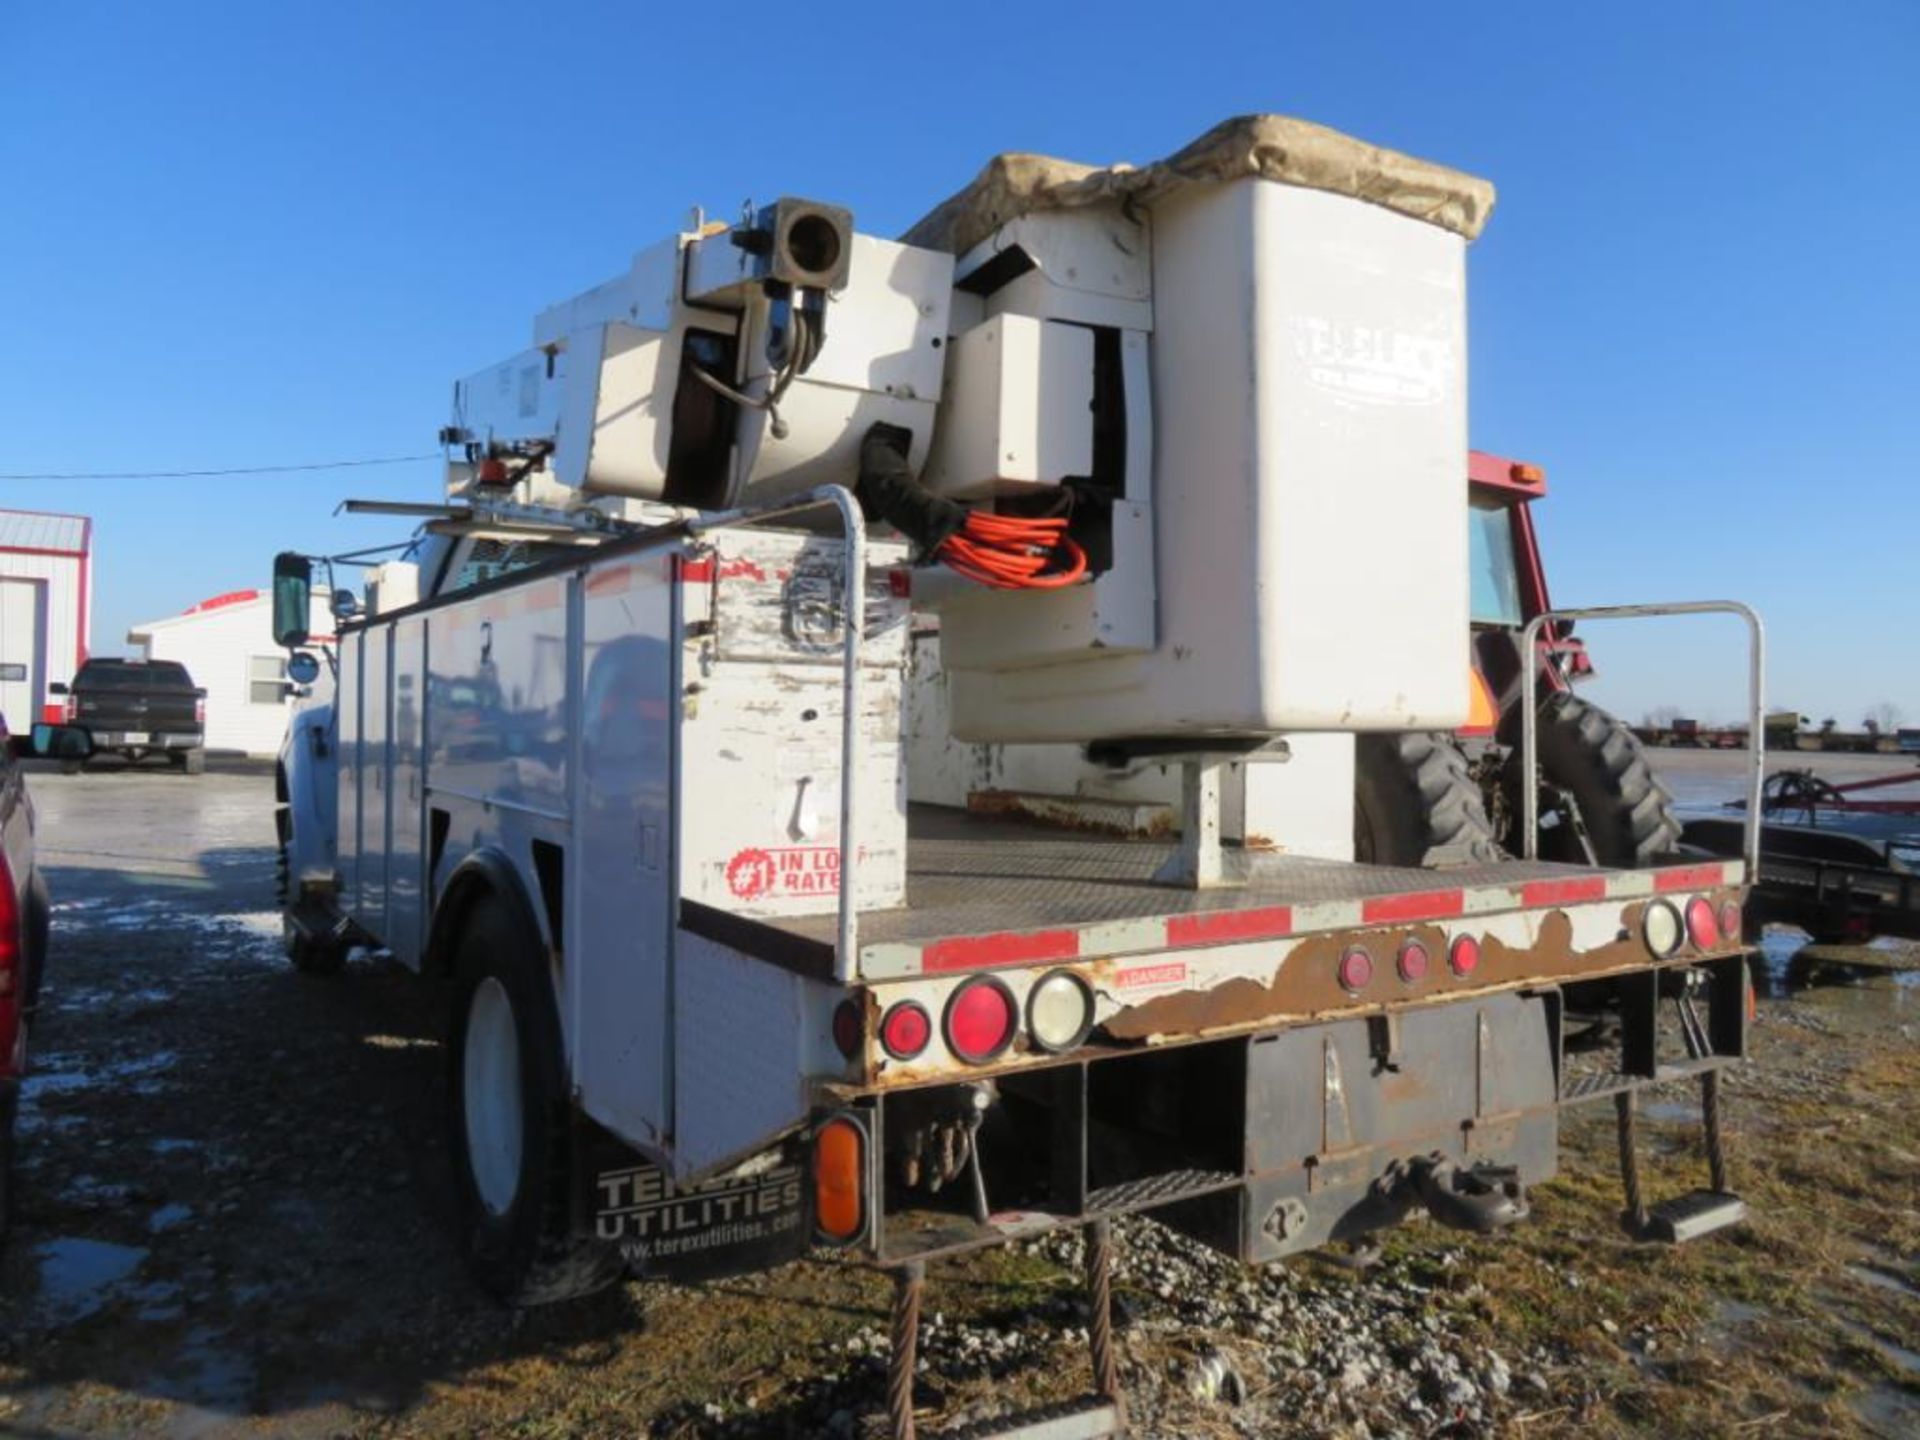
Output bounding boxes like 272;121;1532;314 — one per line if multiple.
1353;451;1684;872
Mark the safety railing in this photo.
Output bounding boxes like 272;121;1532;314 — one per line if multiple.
687;485;867;979
1519;602;1765;877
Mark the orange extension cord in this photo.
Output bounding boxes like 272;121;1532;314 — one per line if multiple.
935;511;1088;590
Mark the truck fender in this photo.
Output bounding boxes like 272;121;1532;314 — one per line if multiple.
424;848;550;982
278;698;339;890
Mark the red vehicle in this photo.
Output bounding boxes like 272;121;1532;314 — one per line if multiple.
0;718;87;1237
1353;452;1686;877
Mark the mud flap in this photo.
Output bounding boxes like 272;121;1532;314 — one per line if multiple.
575;1123;813;1283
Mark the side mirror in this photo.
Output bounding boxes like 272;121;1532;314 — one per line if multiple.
9;723;93;761
273;552;313;648
48;682;68;697
287;652;322;686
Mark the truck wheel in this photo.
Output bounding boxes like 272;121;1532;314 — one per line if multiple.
1354;732;1503;868
447;893;620;1307
286;925;348;976
177;748;207;776
59;759;82;776
1506;693;1682;867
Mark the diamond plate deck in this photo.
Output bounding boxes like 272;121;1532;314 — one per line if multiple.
757;804;1628;961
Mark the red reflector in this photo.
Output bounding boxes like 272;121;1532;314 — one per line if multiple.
1686;896;1720;949
1720;901;1742;943
1449;934;1481;976
944;978;1016;1063
831;999;863;1059
880;1001;932;1060
1397;940;1430;984
1337;946;1373;993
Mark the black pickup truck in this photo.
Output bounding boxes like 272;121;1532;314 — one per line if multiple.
51;658;206;774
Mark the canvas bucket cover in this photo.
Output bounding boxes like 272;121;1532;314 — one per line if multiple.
903;113;1496;255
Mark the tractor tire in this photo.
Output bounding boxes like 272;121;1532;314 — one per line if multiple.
446;892;621;1308
1354;732;1504;868
1507;693;1682;867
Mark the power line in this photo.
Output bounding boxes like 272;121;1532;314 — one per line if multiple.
0;453;439;481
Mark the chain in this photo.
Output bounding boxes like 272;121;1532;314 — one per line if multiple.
1701;1069;1729;1193
1086;1220;1122;1408
888;1262;924;1440
1615;1091;1648;1236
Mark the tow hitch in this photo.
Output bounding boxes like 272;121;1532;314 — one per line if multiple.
1379;1155;1531;1235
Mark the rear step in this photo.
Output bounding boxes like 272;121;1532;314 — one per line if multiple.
887;1220;1127;1440
1614;1069;1748;1245
941;1398;1123;1440
1640;1189;1749;1244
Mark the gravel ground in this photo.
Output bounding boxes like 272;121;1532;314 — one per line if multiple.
1;759;1916;1438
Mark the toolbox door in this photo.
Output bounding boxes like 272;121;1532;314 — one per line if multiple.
567;555;678;1155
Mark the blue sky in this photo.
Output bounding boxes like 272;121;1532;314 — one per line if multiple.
2;2;1915;727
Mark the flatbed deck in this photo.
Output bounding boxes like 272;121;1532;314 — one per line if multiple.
687;805;1740;980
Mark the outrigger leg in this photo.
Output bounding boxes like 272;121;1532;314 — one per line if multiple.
882;1220;1127;1440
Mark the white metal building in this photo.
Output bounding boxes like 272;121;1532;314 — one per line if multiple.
128;589;333;757
0;507;93;730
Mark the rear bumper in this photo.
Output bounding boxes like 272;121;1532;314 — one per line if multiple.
845;952;1749;1266
85;732;201;752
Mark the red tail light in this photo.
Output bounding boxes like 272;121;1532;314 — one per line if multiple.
943;978;1016;1064
1685;896;1720;949
880;1001;931;1061
831;999;863;1059
195;695;207;726
1719;900;1742;943
0;849;23;1079
63;692;78;724
1337;946;1374;992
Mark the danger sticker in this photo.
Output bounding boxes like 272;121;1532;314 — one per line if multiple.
1115;961;1189;991
726;845;841;899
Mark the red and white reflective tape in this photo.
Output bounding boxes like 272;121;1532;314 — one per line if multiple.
859;861;1740;979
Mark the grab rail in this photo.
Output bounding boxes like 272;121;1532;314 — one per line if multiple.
1519;602;1765;877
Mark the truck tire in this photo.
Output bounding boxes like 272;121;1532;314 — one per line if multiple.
1507;693;1682;867
1354;732;1504;868
277;788;346;975
177;748;207;776
447;893;621;1307
286;925;348;976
